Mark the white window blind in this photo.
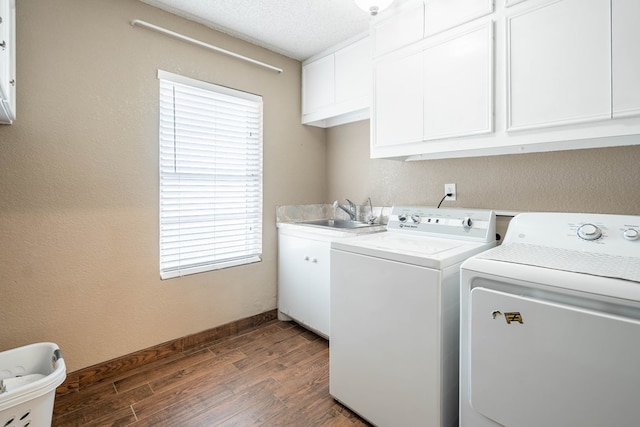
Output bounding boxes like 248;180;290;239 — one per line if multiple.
158;70;263;279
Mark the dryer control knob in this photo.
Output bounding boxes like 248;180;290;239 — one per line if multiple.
577;223;602;241
398;214;407;222
411;215;421;224
623;228;639;241
462;217;472;230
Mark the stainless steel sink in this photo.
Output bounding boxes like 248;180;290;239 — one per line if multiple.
301;219;375;229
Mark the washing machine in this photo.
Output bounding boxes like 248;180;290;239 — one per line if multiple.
330;206;496;427
460;212;640;427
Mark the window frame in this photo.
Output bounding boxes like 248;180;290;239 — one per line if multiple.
157;70;263;279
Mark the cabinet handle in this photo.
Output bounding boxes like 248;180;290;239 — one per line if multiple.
311;258;318;263
304;256;309;261
0;41;5;50
9;79;14;86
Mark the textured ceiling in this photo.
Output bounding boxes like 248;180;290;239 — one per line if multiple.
138;0;386;61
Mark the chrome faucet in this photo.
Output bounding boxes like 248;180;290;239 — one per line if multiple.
333;199;357;221
367;197;378;224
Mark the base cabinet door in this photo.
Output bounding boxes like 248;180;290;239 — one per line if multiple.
278;233;310;325
277;232;331;338
306;241;331;336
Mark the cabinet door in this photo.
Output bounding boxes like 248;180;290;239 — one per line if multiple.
302;54;335;115
277;232;331;337
373;50;424;147
612;0;640;118
0;0;15;123
506;0;611;131
306;240;331;337
371;1;424;58
0;0;9;101
335;37;371;107
423;23;493;141
277;234;310;324
424;0;493;37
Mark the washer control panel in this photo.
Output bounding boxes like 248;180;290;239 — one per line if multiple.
388;206;496;243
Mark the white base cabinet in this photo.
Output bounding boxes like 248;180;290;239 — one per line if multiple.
277;230;332;338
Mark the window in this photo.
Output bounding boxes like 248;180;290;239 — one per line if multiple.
158;70;263;279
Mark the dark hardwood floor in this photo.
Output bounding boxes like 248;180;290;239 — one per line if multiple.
52;320;371;426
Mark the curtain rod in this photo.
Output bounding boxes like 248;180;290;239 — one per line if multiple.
130;19;284;74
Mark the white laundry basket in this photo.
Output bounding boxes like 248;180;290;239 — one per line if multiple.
0;343;66;427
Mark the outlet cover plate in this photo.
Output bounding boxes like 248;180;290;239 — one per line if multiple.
445;183;456;201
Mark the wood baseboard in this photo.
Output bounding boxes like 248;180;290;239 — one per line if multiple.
57;309;278;395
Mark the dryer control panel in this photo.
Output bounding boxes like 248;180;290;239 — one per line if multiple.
503;212;640;256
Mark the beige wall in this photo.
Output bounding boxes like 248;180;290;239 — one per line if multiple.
0;0;326;371
3;0;640;374
328;121;640;215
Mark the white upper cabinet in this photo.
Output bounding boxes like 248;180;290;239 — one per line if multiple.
372;1;425;58
302;54;334;115
302;36;371;128
506;0;611;131
373;22;493;153
0;0;16;124
505;0;528;6
423;24;493;140
374;48;424;147
612;0;640;118
369;0;640;160
424;0;493;37
335;37;371;106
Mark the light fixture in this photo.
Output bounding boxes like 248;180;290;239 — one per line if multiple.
354;0;394;16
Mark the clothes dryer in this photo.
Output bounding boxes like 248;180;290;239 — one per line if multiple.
460;212;640;427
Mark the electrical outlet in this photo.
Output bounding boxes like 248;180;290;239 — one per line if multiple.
445;183;456;201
